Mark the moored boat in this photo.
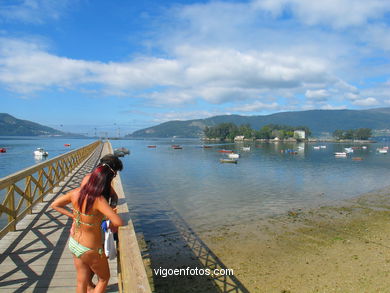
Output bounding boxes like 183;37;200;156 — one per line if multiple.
344;147;354;153
0;148;6;153
352;157;364;161
218;149;233;153
34;148;48;157
377;148;388;154
115;147;130;154
147;145;157;148
242;147;251;151
64;144;71;147
228;153;240;159
334;152;347;157
220;158;238;164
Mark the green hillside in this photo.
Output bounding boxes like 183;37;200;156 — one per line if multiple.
128;107;390;138
0;113;70;136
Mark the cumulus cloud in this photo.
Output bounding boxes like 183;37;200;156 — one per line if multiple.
305;89;330;101
0;38;334;105
1;0;389;112
0;0;73;24
352;97;379;106
229;101;280;112
320;104;347;110
252;0;390;28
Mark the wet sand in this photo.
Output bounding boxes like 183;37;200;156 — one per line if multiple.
198;187;390;292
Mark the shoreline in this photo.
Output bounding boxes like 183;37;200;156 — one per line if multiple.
202;137;377;143
198;186;390;292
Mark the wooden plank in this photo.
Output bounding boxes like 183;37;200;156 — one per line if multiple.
118;221;151;293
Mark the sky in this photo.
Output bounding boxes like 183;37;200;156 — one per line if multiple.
1;0;390;136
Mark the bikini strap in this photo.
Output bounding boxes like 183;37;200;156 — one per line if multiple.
72;208;96;217
72;208;97;227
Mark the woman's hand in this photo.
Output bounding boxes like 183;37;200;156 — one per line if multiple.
109;222;119;233
70;221;75;236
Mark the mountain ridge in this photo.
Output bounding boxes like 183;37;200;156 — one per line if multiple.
128;107;390;138
0;113;83;137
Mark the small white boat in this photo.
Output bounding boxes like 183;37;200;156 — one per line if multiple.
228;153;240;159
362;146;367;150
344;147;354;153
242;147;251;151
320;145;327;149
377;148;388;154
313;146;320;150
220;158;238;164
34;148;48;157
334;152;347;157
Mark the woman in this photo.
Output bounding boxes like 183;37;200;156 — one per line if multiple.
51;161;124;293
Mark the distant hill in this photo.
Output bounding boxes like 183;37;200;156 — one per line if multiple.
128;107;390;138
0;113;81;137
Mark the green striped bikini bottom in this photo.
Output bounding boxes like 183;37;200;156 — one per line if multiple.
68;236;103;258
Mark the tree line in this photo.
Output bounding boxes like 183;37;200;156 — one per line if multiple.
332;128;372;140
203;123;311;140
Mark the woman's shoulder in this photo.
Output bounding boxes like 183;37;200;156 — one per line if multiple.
81;173;91;186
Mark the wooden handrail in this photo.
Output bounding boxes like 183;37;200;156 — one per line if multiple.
106;142;152;293
0;140;101;239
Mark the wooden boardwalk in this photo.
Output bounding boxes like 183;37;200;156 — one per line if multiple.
0;142;119;292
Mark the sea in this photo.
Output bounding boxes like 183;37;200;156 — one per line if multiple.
2;136;390;290
1;136;390;232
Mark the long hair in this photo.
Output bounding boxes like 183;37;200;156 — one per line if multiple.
98;155;123;202
78;164;116;213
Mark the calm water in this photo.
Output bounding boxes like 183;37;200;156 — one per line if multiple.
0;136;95;177
3;137;390;291
109;139;390;233
2;137;390;232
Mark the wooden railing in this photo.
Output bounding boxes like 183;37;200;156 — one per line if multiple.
106;142;152;293
0;140;101;239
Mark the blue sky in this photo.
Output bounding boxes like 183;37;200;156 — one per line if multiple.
1;0;390;136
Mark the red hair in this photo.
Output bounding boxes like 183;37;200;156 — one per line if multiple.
78;165;115;213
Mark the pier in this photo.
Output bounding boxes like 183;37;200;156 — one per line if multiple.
0;141;151;292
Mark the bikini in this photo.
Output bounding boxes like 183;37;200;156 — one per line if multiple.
68;208;103;258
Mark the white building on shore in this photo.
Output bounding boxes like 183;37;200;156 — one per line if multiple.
294;130;306;139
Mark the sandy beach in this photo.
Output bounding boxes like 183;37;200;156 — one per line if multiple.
198;187;390;292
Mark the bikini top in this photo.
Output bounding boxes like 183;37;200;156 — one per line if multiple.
72;208;99;227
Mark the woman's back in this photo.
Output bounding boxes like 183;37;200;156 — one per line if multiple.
70;188;105;250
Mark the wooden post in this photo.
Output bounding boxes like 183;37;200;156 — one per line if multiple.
25;177;32;214
7;185;16;231
38;170;44;202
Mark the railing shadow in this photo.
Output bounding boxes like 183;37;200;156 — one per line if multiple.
169;210;250;293
0;144;104;292
132;202;249;293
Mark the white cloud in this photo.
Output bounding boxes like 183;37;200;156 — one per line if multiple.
0;38;334;105
229;101;280;112
151;110;224;123
0;0;73;24
352;97;379;106
252;0;390;28
344;92;359;101
305;89;330;101
320;104;347;110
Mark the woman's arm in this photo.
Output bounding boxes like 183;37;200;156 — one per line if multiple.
50;190;74;219
109;185;119;208
96;196;124;227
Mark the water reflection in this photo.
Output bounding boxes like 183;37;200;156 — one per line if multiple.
115;139;390;291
